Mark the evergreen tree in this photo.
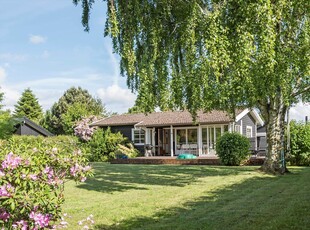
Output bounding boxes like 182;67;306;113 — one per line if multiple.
44;86;107;135
14;88;43;124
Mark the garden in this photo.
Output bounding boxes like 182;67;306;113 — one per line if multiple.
1;87;310;229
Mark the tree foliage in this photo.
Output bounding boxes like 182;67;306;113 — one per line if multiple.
288;120;310;166
0;91;4;110
13;88;43;124
0;90;16;139
44;86;106;135
74;0;310;173
0;111;15;140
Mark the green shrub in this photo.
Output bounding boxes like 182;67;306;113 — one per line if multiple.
288;121;310;166
3;135;80;155
115;142;140;159
0;111;16;139
216;132;251;166
83;128;138;162
0;135;92;229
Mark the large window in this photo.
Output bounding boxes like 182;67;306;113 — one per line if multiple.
132;129;145;145
188;129;198;144
176;128;198;145
176;129;186;144
246;126;253;138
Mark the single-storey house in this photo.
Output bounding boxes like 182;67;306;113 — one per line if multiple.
14;117;54;137
91;109;264;157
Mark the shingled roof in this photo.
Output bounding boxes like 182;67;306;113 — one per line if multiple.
91;110;244;127
90;113;147;127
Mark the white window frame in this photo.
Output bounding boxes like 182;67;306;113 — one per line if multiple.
132;129;145;145
234;125;241;134
246;126;253;138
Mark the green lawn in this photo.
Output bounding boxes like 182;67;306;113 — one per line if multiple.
63;163;310;230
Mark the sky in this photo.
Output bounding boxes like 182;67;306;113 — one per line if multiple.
0;0;136;114
0;0;309;121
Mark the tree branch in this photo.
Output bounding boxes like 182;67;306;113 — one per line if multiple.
291;84;310;98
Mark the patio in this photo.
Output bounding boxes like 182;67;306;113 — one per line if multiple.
111;155;265;166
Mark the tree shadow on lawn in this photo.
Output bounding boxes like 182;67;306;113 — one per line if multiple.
77;163;259;193
92;167;310;230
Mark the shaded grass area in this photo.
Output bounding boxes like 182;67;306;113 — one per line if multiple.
63;163;310;229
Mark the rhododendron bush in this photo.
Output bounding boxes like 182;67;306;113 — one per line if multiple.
0;135;93;229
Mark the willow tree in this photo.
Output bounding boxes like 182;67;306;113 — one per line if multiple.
74;0;310;173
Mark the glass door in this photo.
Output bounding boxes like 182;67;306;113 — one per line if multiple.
202;126;226;155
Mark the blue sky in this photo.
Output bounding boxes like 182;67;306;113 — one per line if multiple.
0;0;136;114
0;1;309;121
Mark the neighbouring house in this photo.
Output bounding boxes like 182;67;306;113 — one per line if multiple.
91;109;264;157
14;117;54;137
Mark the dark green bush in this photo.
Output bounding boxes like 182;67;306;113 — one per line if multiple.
216;132;251;166
288;121;310;166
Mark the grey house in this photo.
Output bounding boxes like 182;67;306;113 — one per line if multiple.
257;125;267;154
14;117;54;137
91;109;264;156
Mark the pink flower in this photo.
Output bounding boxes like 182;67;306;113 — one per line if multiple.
48;177;63;187
0;170;4;177
1;152;22;170
70;164;81;177
0;183;14;197
29;211;51;228
29;174;38;181
44;166;54;179
0;209;10;222
83;165;92;172
12;220;28;230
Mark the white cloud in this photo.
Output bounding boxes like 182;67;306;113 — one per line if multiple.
0;67;7;83
97;84;136;112
0;62;134;114
29;35;46;44
290;102;310;122
1;87;20;111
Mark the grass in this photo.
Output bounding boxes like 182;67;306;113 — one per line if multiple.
63;163;310;229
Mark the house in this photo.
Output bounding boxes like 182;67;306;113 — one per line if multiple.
14;117;54;137
256;124;267;155
91;109;264;157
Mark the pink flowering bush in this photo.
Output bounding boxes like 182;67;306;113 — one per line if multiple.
74;116;99;142
0;135;93;229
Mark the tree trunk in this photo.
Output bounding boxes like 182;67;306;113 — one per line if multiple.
260;99;288;174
